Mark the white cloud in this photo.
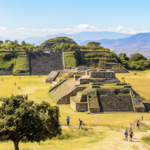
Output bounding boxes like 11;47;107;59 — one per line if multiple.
0;24;146;39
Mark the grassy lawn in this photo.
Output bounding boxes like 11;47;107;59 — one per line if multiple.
0;71;150;149
116;70;150;100
0;73;150;128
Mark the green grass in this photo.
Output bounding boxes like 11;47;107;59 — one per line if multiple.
13;55;29;74
0;53;17;70
141;135;150;146
64;51;78;68
0;128;105;150
116;70;150;100
1;71;150;149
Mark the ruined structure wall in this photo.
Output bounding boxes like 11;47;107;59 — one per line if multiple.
29;52;64;75
75;92;87;102
143;103;150;111
0;70;12;75
100;95;133;112
56;86;87;104
90;72;115;78
70;99;88;112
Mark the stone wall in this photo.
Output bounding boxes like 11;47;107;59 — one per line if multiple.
130;88;145;112
100;94;133;112
88;108;100;113
74;75;82;80
143;101;150;111
80;78;91;84
0;70;12;75
75;92;87;102
65;66;72;69
49;79;67;92
29;52;64;75
90;71;115;78
96;88;134;112
46;71;60;83
56;86;87;104
79;78;120;85
70;98;88;112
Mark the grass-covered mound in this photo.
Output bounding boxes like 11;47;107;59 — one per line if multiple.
0;53;17;70
40;37;77;49
64;50;126;70
13;53;29;75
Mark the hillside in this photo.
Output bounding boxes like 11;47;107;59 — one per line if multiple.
39;37;77;49
64;50;127;72
80;33;150;56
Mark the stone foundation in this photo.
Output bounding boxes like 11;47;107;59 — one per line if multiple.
70;98;88;112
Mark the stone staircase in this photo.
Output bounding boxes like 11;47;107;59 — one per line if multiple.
29;52;64;75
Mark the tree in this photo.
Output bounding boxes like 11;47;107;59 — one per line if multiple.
64;43;70;51
70;44;80;51
5;40;10;43
0;95;61;150
130;53;146;61
0;40;3;45
21;41;26;45
87;41;101;50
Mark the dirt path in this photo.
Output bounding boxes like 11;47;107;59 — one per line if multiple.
99;129;150;150
62;126;150;150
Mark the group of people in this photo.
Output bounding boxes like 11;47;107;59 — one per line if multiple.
124;120;141;141
66;116;83;130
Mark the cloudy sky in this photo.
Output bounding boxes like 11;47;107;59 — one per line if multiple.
0;0;150;39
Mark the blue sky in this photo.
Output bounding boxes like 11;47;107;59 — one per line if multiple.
0;0;150;38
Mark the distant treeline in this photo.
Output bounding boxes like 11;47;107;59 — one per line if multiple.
112;52;150;70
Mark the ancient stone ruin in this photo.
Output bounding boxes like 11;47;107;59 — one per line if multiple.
49;69;150;113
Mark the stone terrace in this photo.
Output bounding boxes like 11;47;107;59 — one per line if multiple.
29;52;64;75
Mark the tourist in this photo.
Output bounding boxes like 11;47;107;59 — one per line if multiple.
129;129;133;141
78;119;83;130
137;120;141;131
124;129;128;141
66;116;70;127
59;124;62;130
1;78;3;82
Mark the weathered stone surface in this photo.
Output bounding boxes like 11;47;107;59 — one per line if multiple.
75;92;87;102
46;71;60;83
70;98;88;112
0;70;12;75
143;101;150;111
29;52;64;75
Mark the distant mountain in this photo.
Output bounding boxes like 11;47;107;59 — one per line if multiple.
80;33;150;56
25;31;132;45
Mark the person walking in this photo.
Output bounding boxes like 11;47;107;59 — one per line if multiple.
66;116;70;127
1;78;3;82
137;120;141;131
141;116;143;120
78;119;83;130
124;129;128;141
129;129;133;141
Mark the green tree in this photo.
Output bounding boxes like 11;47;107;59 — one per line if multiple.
70;44;80;51
5;40;10;43
87;41;101;50
130;53;146;61
21;40;26;45
64;43;70;51
0;95;61;150
0;40;3;45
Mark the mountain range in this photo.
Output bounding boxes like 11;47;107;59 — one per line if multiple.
1;31;150;56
